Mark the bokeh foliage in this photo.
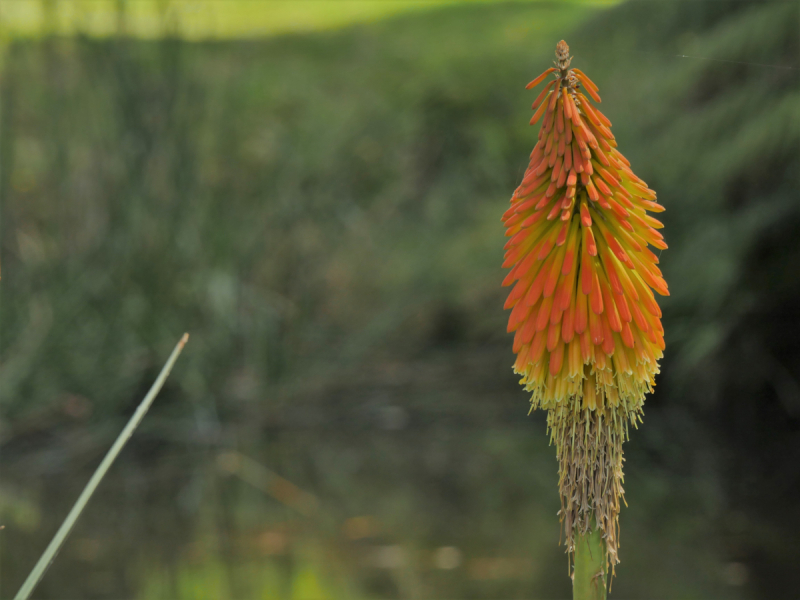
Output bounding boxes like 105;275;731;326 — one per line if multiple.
1;1;798;598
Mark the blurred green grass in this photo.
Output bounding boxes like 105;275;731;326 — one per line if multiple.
1;0;799;598
0;1;598;421
0;0;619;40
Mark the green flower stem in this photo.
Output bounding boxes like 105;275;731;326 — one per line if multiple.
573;522;608;600
13;334;189;600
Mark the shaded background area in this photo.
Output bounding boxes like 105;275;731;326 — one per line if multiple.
1;1;799;598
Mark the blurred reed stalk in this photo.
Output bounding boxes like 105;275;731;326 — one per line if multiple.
13;333;189;600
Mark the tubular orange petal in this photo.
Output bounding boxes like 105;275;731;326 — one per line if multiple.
599;275;622;332
544;246;567;297
530;94;551;125
589;266;604;315
549;341;565;376
572;68;599;92
580;202;592;227
630;299;649;332
585;225;598;256
551;155;563;183
644;214;664;229
555;219;570;245
578;93;611;127
566;93;582;127
547;321;561;351
546;199;562;220
536;295;555;331
530;329;547;364
594;147;611;167
580;243;593;294
595;133;613;154
588;307;603;345
572;144;583;173
556;165;568;188
520;314;538;344
507;299;531;332
586;181;599;202
575;71;601;103
620;321;635;349
524;259;551;307
549;79;562;111
556;265;576;311
580;327;592;362
526;67;557;90
514;194;543;215
564;145;573;172
562;301;576;343
614;291;632;323
535;193;554;210
642;200;666;213
595;177;612;197
575;290;588;334
548;137;559;167
520;209;547;229
601;316;615;355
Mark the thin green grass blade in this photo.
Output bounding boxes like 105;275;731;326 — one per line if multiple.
13;333;190;600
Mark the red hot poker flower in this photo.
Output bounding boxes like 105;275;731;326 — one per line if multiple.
502;40;667;577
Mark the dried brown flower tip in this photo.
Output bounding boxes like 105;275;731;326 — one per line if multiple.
555;40;572;71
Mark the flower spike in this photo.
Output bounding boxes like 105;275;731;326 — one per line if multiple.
502;40;667;581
